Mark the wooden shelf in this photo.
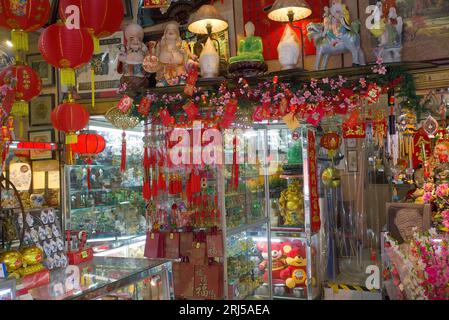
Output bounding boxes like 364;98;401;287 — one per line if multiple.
77;62;438;105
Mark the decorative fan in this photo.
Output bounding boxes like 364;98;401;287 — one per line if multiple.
105;107;141;172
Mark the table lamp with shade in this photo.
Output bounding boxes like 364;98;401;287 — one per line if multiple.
187;4;228;78
267;0;312;70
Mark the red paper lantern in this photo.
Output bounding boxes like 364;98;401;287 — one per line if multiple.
38;22;94;87
72;131;106;189
59;0;124;50
0;0;51;52
72;131;106;156
51;101;90;144
0;64;41;102
0;64;41;137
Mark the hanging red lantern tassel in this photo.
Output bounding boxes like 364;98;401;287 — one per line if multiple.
121;131;127;172
158;171;166;191
143;179;151;201
191;168;201;193
152;175;158;199
186;177;192;204
85;158;92;190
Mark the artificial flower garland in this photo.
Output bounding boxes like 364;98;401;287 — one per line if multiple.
119;62;423;130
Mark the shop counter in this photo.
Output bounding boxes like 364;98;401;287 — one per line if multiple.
27;257;174;300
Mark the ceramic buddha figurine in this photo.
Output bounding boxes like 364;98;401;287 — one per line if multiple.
117;23;149;91
146;22;197;87
230;21;264;64
228;21;267;77
278;24;300;70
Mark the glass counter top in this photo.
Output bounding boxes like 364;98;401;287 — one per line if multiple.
28;257;172;300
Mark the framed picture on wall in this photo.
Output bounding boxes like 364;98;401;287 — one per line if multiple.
27;53;55;87
76;32;124;95
29;130;55;160
347;150;358;172
29;94;55;127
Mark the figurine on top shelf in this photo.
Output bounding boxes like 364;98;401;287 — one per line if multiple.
118;23;149;92
278;24;301;70
145;22;198;87
306;0;365;70
368;1;403;63
228;21;267;77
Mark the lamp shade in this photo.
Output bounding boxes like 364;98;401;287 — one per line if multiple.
187;4;228;34
267;0;312;22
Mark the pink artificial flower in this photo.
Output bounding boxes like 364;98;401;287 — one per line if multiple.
436;184;449;197
322;78;329;84
423;192;433;203
304;91;312;99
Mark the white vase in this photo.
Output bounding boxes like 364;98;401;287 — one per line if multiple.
278;24;300;70
199;38;220;78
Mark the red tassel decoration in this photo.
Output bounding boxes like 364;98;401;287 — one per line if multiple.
191;168;201;193
143;180;151;200
120;131;127;172
176;175;182;194
152;175;158;198
168;174;174;195
143;146;151;170
158;172;166;191
186;177;192;204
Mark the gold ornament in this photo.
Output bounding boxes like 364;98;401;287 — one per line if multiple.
0;250;23;272
322;167;341;188
105;107;141;131
20;246;44;266
279;181;305;226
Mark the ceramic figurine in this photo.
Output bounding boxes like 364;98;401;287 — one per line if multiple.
307;0;366;70
199;38;219;78
118;23;149;91
228;21;267;77
370;1;403;63
277;24;300;70
146;22;197;87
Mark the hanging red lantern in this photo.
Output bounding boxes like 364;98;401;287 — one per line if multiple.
51;99;90;164
59;0;124;52
0;0;51;53
0;64;41;137
38;22;94;87
72;131;106;189
51;101;90;143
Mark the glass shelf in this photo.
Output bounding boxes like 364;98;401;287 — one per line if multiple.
28;257;173;300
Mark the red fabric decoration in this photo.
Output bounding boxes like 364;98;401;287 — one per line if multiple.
138;96;152;117
39;22;94;69
0;0;51;31
117;95;133;113
160;108;175;127
0;65;41;102
342;111;366;139
182;101;199;121
59;0;124;38
72;131;106;189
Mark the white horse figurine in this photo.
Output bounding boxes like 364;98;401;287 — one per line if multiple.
307;21;366;70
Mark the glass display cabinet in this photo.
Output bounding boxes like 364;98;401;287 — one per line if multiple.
28;257;174;300
221;128;271;300
63;120;146;250
260;123;320;300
